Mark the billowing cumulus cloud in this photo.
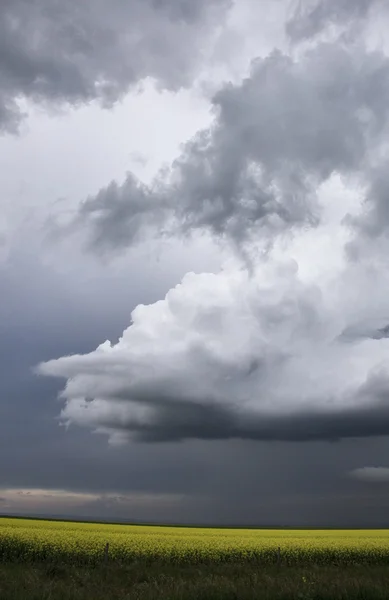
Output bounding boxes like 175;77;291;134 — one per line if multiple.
0;0;230;133
349;467;389;483
37;232;389;444
67;39;389;256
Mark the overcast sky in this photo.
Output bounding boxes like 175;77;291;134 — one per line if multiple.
2;0;389;527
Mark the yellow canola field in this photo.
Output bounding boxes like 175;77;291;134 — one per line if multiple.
1;518;389;565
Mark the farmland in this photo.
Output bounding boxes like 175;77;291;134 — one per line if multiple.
2;517;389;598
1;517;389;566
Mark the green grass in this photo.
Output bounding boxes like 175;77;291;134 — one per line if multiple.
2;561;389;599
2;518;389;598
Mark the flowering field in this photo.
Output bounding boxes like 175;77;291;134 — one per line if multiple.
1;517;389;566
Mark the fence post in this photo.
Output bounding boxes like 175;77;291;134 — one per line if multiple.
277;546;281;566
104;543;109;564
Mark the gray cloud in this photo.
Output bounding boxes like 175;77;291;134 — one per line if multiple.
65;40;389;255
60;392;389;444
72;174;171;258
349;466;389;483
0;0;230;133
345;162;389;252
286;0;380;42
338;319;389;341
283;1;389;258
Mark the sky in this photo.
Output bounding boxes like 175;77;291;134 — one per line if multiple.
2;0;389;527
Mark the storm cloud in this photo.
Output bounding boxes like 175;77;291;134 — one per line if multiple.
66;39;389;256
37;241;389;444
36;5;389;448
5;0;389;527
26;0;389;452
0;0;230;133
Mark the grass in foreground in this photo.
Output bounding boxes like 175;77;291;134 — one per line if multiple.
2;561;389;599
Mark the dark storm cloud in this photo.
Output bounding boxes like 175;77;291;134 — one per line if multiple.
36;362;389;444
3;250;389;525
0;0;230;133
0;260;202;521
286;0;380;42
66;40;389;254
0;229;226;500
99;395;389;444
